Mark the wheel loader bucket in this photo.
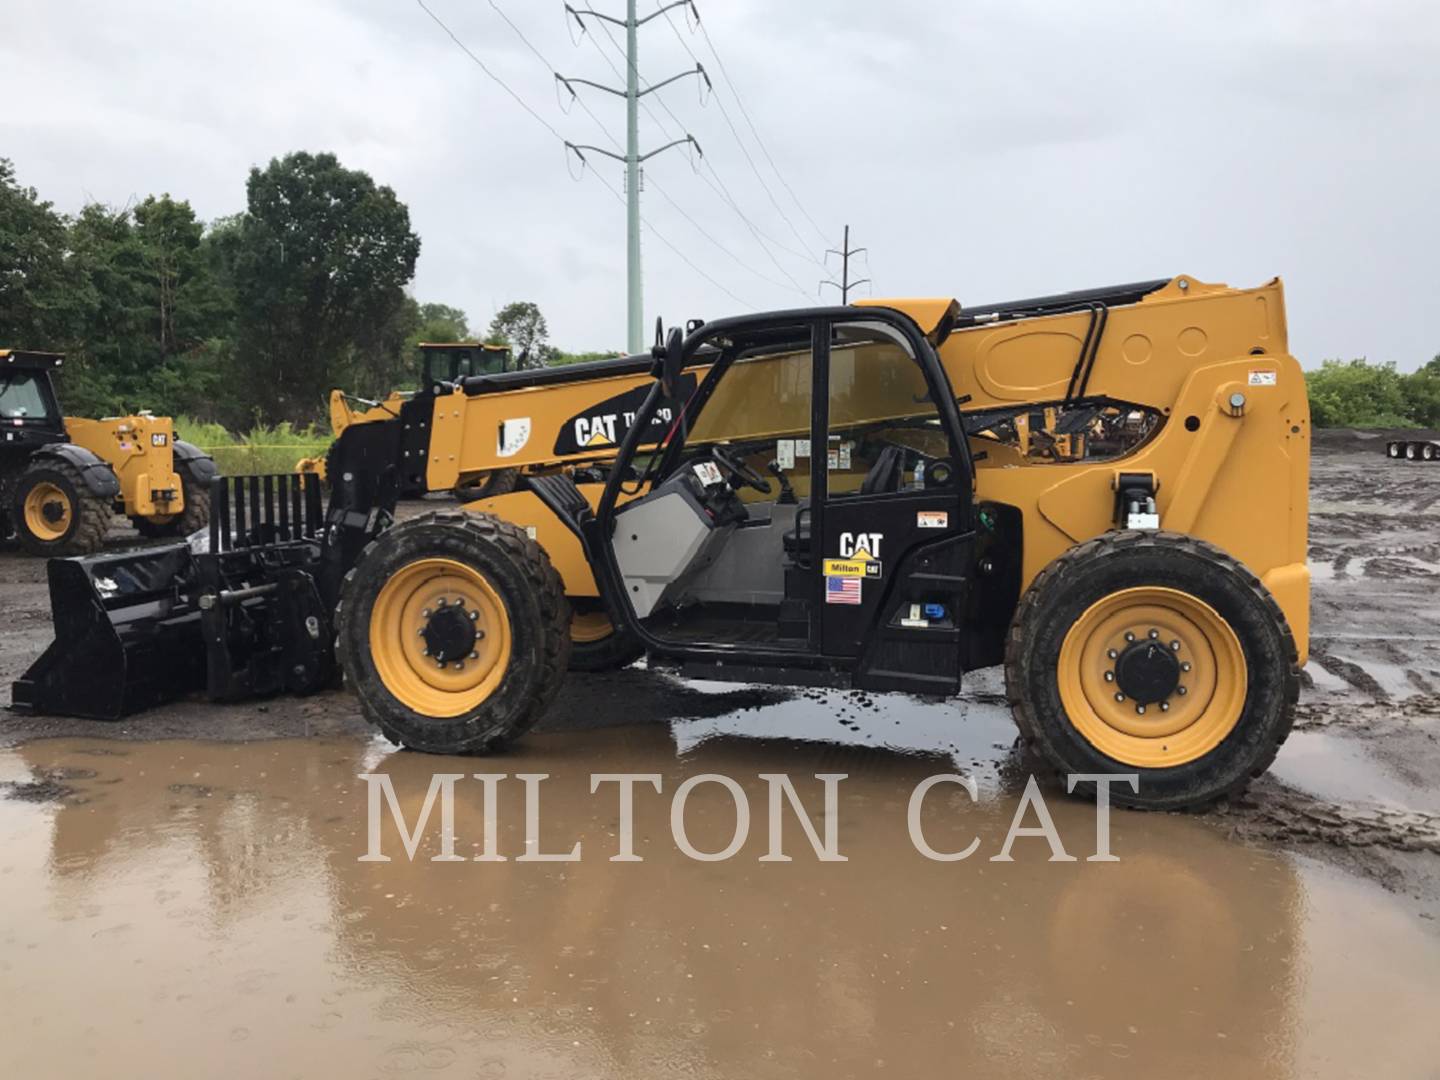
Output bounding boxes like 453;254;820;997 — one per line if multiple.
12;544;207;720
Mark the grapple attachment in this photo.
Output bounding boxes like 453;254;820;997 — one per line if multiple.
12;473;334;721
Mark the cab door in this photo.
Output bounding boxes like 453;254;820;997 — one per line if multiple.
813;318;974;695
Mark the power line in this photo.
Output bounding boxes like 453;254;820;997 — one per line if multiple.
578;7;818;292
417;0;755;321
656;2;830;262
485;0;794;300
693;11;831;248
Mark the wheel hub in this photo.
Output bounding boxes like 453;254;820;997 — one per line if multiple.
1113;638;1181;704
420;601;480;665
40;499;66;524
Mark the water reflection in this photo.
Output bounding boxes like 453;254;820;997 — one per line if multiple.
0;727;1361;1078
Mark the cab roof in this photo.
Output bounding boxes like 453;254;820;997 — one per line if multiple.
0;349;64;369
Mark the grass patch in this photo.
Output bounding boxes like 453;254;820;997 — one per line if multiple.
174;416;332;476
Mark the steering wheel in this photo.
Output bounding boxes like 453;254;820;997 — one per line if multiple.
711;445;773;494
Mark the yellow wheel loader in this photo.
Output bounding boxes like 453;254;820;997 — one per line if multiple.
0;349;216;556
14;275;1310;809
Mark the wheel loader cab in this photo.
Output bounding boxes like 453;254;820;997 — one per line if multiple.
593;308;986;695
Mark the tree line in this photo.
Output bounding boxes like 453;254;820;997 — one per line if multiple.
4;151;1435;431
1303;357;1440;429
0;153;617;428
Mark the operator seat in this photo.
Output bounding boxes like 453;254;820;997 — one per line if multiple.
781;445;906;567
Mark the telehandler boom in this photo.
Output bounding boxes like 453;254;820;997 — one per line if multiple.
13;275;1309;810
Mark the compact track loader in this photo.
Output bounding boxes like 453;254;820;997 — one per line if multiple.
14;275;1310;809
0;349;216;555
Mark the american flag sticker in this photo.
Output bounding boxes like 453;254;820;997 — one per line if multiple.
826;576;862;605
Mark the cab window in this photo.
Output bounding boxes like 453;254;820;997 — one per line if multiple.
826;320;952;496
0;374;51;421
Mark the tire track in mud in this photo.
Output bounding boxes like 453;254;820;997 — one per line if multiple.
1308;643;1391;701
1216;779;1440;855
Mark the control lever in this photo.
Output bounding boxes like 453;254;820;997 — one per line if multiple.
767;460;798;505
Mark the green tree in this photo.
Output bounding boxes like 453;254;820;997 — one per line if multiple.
231;151;420;424
487;301;548;369
0;158;80;352
1304;359;1416;428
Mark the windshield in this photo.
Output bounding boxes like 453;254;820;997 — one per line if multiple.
0;374;52;420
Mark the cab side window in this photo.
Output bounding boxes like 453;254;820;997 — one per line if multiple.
826;321;952;497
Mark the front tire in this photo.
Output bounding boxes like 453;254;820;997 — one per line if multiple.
336;511;571;754
1005;530;1298;811
12;461;111;556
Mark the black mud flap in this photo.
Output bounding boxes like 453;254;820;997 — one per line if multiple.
12;544;207;720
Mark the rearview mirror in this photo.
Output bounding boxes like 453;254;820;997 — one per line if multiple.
660;326;683;399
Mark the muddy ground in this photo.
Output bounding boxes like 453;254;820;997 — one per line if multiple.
2;431;1440;1077
2;431;1439;912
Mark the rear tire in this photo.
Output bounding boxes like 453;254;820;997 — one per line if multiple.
336;511;571;754
11;460;110;556
1005;530;1298;811
568;603;645;672
454;468;520;503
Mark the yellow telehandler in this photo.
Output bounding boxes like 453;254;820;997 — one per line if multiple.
0;349;215;555
15;275;1309;809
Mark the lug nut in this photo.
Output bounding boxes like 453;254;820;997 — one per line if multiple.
1148;629;1159;639
1177;686;1188;696
1170;640;1181;651
468;610;479;621
1107;649;1118;660
1181;662;1191;672
476;629;486;640
1159;702;1169;712
1104;671;1115;682
421;648;430;657
436;598;447;608
1124;632;1135;642
435;659;445;669
1114;692;1125;702
453;662;464;670
1136;705;1146;715
469;651;478;659
422;608;432;618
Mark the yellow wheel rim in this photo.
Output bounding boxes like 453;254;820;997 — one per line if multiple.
368;558;513;718
24;482;72;542
570;609;613;644
1057;586;1246;768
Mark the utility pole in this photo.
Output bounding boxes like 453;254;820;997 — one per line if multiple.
562;1;709;353
820;225;870;304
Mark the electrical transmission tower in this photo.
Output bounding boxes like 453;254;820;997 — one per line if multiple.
561;1;710;352
820;225;870;303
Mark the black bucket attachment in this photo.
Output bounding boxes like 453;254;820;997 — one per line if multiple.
13;544;206;720
12;473;334;721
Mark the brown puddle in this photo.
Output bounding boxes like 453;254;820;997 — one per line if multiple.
1;729;1438;1079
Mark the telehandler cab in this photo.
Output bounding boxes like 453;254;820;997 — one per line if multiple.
14;276;1310;810
0;349;215;555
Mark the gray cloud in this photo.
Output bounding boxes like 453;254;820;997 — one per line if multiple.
2;0;1436;367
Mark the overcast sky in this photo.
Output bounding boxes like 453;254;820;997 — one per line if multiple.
4;0;1437;367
